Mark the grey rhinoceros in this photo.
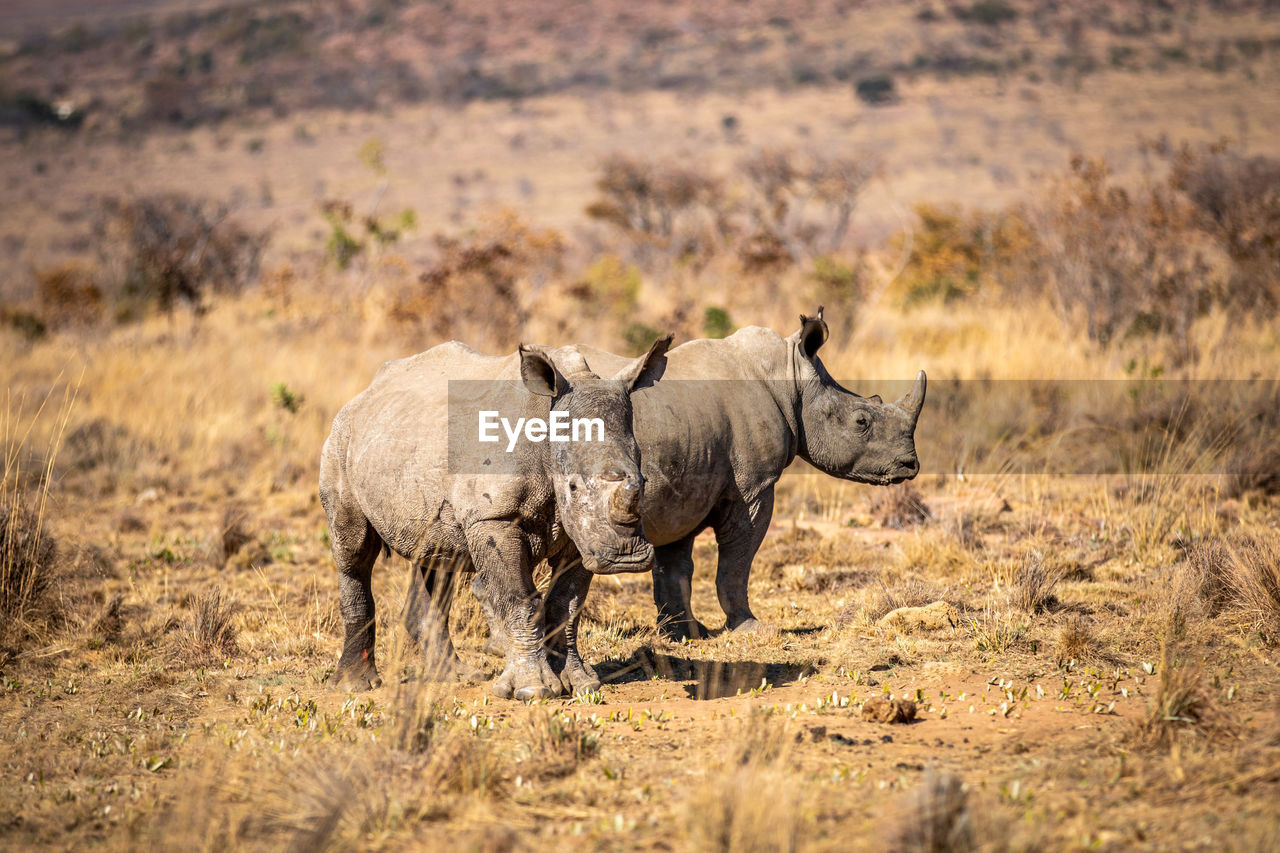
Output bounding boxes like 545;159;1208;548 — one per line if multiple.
319;335;671;700
532;307;925;657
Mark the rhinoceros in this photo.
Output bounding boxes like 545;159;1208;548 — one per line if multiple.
319;335;670;700
532;307;925;659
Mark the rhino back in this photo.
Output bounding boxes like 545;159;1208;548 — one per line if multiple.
327;341;552;563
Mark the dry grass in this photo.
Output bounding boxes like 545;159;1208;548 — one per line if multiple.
1008;550;1063;614
1131;640;1239;752
884;770;977;853
178;587;239;662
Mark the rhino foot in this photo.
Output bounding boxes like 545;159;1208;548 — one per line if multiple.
492;656;564;701
559;660;602;696
332;658;383;691
729;617;775;638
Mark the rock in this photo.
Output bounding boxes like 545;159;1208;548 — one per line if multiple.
878;600;958;633
861;696;918;724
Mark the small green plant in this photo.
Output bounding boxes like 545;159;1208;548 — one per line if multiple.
703;305;733;338
270;382;303;414
622;321;664;356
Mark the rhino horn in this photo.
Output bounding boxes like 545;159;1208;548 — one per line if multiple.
609;480;643;524
895;370;927;422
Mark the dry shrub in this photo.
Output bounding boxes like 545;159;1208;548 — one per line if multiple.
0;502;58;640
385;210;564;350
179;587;239;661
1131;641;1238;750
586;153;728;264
1055;614;1098;663
1162;139;1280;314
1008;550;1062;613
685;712;808;853
1187;533;1280;643
33;262;104;327
515;709;600;780
870;481;932;529
93;192;266;320
884;770;977;853
217;503;253;566
887;202;1035;307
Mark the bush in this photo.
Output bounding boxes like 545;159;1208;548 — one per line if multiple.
953;1;1018;26
34;263;104;328
1031;156;1219;362
702;306;734;339
854;74;897;105
386;210;564;350
93;193;267;319
889;203;1033;306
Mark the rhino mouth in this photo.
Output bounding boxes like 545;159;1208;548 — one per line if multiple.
582;537;655;575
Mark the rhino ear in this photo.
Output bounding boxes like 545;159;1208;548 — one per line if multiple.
614;333;673;391
518;345;566;397
796;306;829;360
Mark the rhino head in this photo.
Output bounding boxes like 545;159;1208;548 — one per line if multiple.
520;335;672;574
789;308;925;485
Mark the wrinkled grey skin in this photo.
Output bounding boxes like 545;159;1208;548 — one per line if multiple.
533;308;925;661
318;336;670;700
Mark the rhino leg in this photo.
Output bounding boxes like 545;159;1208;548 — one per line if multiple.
543;556;601;695
713;488;775;634
403;557;484;684
466;522;563;701
652;534;711;642
329;516;384;691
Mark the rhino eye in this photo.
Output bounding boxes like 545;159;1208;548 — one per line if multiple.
854;412;870;430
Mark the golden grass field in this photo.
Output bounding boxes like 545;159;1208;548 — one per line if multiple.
3;1;1280;850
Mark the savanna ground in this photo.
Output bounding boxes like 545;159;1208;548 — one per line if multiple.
3;1;1280;850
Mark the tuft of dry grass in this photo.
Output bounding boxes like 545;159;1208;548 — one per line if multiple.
844;576;940;626
869;481;932;530
1008;550;1063;614
1055;615;1097;664
884;770;976;853
1186;532;1280;644
179;588;239;661
516;709;601;780
684;711;808;853
1131;641;1238;751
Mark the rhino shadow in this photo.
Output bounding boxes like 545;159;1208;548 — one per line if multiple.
595;644;816;700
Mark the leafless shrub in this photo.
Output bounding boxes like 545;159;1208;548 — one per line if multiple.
33;262;104;327
1162;139;1280;313
870;482;932;529
1032;155;1220;364
586;153;728;258
386;211;563;350
1009;550;1063;613
93;192;266;320
738;147;875;265
885;770;976;853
